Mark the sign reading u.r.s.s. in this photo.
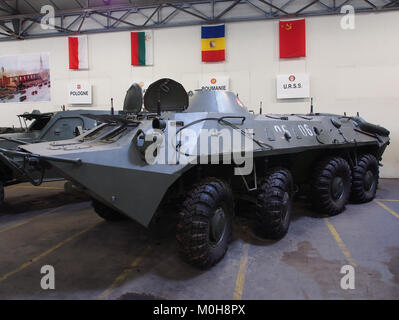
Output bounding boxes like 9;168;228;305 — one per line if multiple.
276;74;310;99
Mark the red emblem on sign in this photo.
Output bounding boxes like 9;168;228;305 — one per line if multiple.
77;84;81;89
289;75;296;82
211;78;217;84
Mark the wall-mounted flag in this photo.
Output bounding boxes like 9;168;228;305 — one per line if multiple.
201;24;225;62
279;19;306;59
131;31;153;66
68;35;88;70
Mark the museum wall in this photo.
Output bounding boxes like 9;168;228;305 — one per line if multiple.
0;11;397;177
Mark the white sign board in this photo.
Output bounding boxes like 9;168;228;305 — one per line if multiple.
68;82;92;104
276;74;310;99
198;76;229;91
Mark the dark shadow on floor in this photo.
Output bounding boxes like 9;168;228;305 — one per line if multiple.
0;190;90;216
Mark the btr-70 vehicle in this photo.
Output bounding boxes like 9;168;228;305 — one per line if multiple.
0;109;109;207
2;79;390;269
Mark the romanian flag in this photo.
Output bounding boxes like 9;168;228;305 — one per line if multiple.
131;31;154;66
279;19;306;59
201;24;225;62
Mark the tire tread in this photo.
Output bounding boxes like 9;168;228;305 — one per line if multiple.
256;167;293;239
176;178;233;269
311;156;352;216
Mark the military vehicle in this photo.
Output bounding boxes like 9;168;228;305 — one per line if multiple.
0;79;390;269
0;109;110;207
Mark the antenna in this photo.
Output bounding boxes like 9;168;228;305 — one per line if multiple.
260;101;263;115
111;98;114;115
157;87;161;116
310;97;314;115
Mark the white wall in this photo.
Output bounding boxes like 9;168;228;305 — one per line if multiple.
0;12;398;177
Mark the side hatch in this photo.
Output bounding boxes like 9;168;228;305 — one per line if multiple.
41;117;84;141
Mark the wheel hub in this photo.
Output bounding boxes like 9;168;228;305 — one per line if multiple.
210;207;226;245
282;192;290;222
331;177;344;200
364;170;375;191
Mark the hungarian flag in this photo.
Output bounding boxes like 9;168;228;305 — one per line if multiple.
68;35;88;69
201;24;225;62
131;31;153;66
279;19;306;59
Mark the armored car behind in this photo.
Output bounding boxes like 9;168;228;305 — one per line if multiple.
0;109;111;207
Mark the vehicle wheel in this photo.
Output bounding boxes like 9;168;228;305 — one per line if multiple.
311;157;352;216
256;167;293;239
351;154;379;203
176;178;234;269
0;180;4;208
92;199;127;221
64;181;75;194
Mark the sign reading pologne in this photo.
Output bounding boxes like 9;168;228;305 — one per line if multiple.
68;82;92;104
276;74;310;99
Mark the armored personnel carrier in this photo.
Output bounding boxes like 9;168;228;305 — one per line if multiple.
0;109;110;207
3;79;390;269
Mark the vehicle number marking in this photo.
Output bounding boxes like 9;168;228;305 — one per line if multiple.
274;124;314;137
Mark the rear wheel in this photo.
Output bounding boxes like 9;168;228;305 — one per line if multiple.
176;178;234;269
351;154;379;203
92;199;127;221
312;157;352;216
256;168;293;239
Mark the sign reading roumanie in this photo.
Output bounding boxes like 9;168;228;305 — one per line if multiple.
198;76;229;91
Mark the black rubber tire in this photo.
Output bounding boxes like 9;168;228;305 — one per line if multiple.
92;199;127;221
351;154;379;203
0;180;4;208
176;178;234;269
256;168;293;240
64;181;75;194
311;157;352;216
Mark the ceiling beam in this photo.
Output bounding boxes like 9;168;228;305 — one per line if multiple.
0;0;398;41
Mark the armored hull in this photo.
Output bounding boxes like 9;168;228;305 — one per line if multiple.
14;79;390;268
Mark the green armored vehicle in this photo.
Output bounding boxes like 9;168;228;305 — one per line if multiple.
0;109;110;207
2;79;390;269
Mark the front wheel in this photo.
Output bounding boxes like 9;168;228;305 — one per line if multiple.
256;167;293;239
176;178;234;269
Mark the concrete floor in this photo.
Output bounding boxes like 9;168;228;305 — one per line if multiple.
0;179;398;300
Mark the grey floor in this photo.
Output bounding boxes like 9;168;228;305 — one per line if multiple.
0;179;398;300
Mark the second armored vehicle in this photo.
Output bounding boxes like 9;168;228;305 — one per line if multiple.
0;109;110;207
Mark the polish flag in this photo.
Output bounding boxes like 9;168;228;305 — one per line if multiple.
68;35;88;69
